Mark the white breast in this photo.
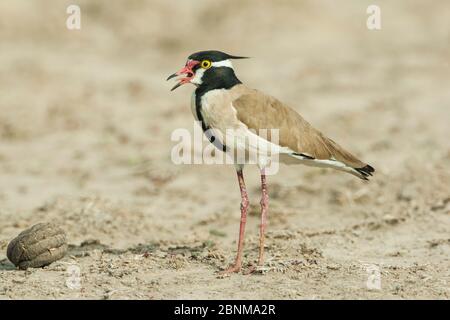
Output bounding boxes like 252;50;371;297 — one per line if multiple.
197;90;289;170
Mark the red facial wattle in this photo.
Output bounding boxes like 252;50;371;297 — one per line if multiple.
167;60;200;91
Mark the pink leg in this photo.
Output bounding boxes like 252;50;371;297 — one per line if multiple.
220;169;249;274
258;169;269;266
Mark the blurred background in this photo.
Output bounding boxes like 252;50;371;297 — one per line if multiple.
0;0;449;299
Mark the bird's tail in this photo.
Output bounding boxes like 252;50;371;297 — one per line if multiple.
352;164;375;180
324;138;375;180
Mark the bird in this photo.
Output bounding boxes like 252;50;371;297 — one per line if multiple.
167;50;374;274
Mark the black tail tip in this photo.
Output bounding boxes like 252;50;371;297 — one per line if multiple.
356;164;375;179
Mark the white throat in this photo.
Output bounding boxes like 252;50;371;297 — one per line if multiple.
191;68;205;85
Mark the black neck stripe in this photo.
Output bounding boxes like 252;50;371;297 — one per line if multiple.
194;67;242;152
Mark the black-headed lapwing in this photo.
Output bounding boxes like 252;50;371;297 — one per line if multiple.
168;50;374;274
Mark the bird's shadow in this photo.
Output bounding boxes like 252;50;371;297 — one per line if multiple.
0;239;216;271
67;239;160;258
0;240;156;271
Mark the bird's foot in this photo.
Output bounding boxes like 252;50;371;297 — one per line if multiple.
217;263;241;277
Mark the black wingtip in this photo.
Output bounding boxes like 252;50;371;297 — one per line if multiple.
355;164;375;179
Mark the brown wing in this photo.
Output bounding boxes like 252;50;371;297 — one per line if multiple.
231;86;368;169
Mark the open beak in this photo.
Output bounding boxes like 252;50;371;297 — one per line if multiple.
167;60;200;91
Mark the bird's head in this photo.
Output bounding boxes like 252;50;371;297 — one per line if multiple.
167;50;248;91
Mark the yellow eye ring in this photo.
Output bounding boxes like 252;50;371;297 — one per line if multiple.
200;60;212;69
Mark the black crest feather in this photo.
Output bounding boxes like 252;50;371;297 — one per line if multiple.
188;50;249;62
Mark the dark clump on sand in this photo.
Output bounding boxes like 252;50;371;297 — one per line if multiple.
7;223;67;270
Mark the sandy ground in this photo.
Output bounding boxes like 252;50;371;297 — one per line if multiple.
0;0;449;299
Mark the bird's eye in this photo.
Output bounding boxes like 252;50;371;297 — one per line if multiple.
201;60;212;69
